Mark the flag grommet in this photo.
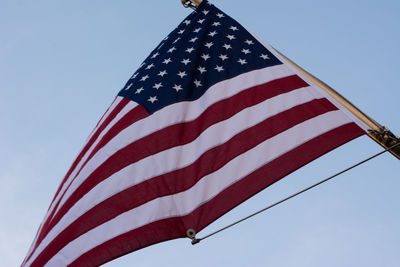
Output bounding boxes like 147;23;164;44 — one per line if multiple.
186;229;197;239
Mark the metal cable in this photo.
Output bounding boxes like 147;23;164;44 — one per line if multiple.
190;142;400;245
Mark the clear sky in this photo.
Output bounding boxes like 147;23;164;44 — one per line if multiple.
1;0;399;266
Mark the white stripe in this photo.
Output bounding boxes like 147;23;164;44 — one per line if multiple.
39;101;137;225
22;221;44;265
50;65;294;221
24;98;136;264
86;97;124;142
45;110;353;266
253;34;369;132
23;97;126;263
60;100;138;198
28;86;320;263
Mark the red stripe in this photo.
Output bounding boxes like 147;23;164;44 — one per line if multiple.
88;97;118;139
54;97;130;203
33;104;149;246
184;123;365;231
70;218;186;267
69;123;364;267
23;97;131;264
29;98;338;266
37;75;309;244
82;104;151;167
43;97;129;218
25;103;149;266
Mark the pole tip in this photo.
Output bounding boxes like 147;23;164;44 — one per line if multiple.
181;0;201;9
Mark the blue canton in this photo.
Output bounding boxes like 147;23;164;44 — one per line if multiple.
118;0;282;114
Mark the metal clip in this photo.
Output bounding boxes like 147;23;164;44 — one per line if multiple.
181;0;202;10
368;127;400;160
186;229;201;245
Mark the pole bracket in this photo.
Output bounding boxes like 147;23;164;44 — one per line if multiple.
181;0;202;10
368;127;400;160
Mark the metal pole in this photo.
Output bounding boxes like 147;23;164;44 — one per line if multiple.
274;49;400;160
181;0;203;9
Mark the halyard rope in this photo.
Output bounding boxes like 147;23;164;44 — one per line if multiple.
190;142;400;245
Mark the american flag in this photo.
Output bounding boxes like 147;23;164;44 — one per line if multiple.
22;1;368;266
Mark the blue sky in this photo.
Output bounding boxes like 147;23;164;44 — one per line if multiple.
1;0;399;266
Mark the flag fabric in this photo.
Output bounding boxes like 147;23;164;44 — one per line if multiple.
22;1;368;266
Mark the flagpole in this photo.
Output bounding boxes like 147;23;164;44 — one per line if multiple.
274;49;400;160
181;0;203;9
180;0;400;159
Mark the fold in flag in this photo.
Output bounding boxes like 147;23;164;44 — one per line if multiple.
22;1;369;266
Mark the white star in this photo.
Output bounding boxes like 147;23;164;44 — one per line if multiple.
204;42;214;48
226;34;236;40
207;1;213;5
260;54;270;60
245;39;254;45
173;37;181;44
145;63;155;70
198;19;205;24
177;71;187;78
238;58;248;65
162;58;172;64
208;31;218;37
173;84;183;92
193;80;202;87
230;26;239;31
201;54;211;61
151;52;159;59
140;75;150;81
216;13;225;18
148;96;158;103
181;58;191;65
168;47;177;53
178;29;185;34
193;28;202;33
202;10;209;15
183;20;191;25
157;43;165;50
212;22;221;26
125;83;133;90
158;70;168;77
223;43;232;50
153;82;163;90
189;37;198;43
135;87;144;94
219;54;229;61
198;66;207;74
241;48;251;55
186;47;195;53
139;62;146;68
131;72;139;79
215;65;224;72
